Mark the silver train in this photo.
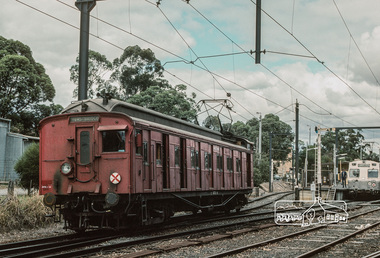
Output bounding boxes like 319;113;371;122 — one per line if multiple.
347;160;380;197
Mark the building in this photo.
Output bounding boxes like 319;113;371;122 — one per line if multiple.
0;118;39;182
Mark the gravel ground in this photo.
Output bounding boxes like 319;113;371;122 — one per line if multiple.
0;222;69;244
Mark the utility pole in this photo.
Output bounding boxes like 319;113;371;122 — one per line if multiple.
255;0;261;64
315;126;335;196
76;0;97;101
257;112;262;162
295;100;299;186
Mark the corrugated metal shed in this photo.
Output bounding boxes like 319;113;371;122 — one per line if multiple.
0;118;39;182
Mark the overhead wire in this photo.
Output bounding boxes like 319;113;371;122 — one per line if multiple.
16;0;358;128
333;0;380;87
250;0;380;118
154;1;259;120
187;1;351;126
55;0;333;126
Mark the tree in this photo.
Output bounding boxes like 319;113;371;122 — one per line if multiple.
70;50;116;99
112;45;166;99
0;36;55;118
70;46;167;101
8;103;63;136
127;84;199;123
321;129;365;161
14;143;39;191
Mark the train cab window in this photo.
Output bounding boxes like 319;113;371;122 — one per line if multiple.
102;131;125;152
368;169;378;178
349;169;360;178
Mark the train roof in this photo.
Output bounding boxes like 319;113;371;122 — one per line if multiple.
61;98;253;148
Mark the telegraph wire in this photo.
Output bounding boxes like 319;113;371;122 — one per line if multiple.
56;0;353;127
250;0;380;117
155;2;259;119
187;1;352;125
333;0;380;87
17;0;355;128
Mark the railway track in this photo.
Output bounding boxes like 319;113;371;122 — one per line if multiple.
0;191;289;257
206;203;380;257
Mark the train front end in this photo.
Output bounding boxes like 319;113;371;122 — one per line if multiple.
39;111;132;231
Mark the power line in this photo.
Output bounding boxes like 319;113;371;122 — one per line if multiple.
333;0;380;87
16;0;360;129
250;0;380;118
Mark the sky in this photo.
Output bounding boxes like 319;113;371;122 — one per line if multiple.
1;0;380;151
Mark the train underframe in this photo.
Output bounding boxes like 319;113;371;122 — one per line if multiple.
48;190;251;231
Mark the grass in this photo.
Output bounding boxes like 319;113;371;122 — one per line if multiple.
0;194;53;232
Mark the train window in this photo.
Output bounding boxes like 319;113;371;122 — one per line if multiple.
217;155;223;171
156;143;162;165
195;151;200;169
227;156;233;172
143;142;148;164
368;169;378;178
175;146;180;166
102;131;125;152
191;149;196;168
80;131;90;164
136;130;142;155
204;152;209;169
236;158;241;172
349;169;360;178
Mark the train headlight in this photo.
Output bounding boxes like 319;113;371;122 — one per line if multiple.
61;162;72;175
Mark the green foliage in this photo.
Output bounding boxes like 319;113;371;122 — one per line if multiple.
229;114;293;161
70;46;167;100
253;155;270;186
127;85;199;123
71;50;115;99
8;103;63;136
14;143;39;190
0;36;55;118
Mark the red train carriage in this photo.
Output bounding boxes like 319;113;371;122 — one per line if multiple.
39;98;253;231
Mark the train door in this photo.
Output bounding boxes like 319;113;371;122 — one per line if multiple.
213;146;222;190
142;130;152;192
152;135;162;192
76;127;97;183
134;129;152;192
234;151;242;189
224;149;233;189
195;142;201;190
169;135;180;191
162;134;170;190
180;138;188;190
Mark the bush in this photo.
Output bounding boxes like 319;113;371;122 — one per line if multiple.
0;195;53;232
14;143;39;190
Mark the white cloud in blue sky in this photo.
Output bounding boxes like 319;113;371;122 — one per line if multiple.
1;0;380;146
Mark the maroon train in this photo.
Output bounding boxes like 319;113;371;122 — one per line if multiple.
39;98;253;231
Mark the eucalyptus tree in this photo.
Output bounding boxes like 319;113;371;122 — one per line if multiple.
0;36;55;118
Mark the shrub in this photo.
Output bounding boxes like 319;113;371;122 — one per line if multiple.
14;143;39;190
0;195;53;232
